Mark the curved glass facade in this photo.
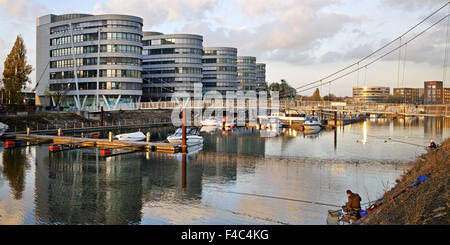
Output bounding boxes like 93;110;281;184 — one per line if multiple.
36;14;143;111
237;56;257;91
256;63;266;92
142;33;203;101
202;47;238;95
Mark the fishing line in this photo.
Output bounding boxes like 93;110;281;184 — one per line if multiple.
350;132;427;147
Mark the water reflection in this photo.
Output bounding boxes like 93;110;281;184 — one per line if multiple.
2;148;29;199
35;148;142;225
0;117;449;225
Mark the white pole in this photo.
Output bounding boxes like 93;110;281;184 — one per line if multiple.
96;28;101;111
69;22;81;111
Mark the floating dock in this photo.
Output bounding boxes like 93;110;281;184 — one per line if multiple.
11;134;181;155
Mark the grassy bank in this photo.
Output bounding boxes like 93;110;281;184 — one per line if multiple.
357;138;449;225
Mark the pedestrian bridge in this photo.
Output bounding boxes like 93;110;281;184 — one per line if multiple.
87;100;450;118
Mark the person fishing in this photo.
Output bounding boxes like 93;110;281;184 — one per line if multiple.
341;190;362;222
428;140;437;150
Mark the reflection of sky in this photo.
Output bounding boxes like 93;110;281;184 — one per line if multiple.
263;118;450;162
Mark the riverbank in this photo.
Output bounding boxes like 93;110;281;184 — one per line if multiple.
0;110;173;132
357;137;449;225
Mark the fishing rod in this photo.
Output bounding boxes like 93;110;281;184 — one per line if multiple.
206;189;343;208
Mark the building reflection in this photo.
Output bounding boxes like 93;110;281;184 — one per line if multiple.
202;127;266;156
34;147;142;224
424;116;445;140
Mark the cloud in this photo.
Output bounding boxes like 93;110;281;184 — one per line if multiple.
383;0;447;10
176;0;360;65
0;0;48;22
93;0;220;28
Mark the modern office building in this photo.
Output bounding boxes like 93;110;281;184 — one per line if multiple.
35;14;144;111
202;47;238;96
393;88;424;104
424;81;444;104
237;56;257;91
256;63;266;92
352;86;390;103
141;32;203;101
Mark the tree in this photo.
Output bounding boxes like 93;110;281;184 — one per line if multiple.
1;35;32;105
311;88;321;101
323;93;337;101
269;79;296;99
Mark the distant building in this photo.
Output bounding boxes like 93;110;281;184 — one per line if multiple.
237;56;257;91
142;32;203;101
352;87;390;103
393;88;424;104
444;88;450;104
202;47;238;96
424;81;443;104
256;63;266;92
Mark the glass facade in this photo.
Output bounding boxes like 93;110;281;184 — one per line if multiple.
142;33;203;101
237;56;257;91
202;47;238;95
38;14;144;111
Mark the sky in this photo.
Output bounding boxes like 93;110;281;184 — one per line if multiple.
0;0;449;97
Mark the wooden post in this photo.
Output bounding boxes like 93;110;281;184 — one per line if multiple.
109;131;113;142
182;108;187;153
334;111;337;127
27;127;30;136
181;153;187;191
57;128;61;136
100;106;104;127
146;132;151;142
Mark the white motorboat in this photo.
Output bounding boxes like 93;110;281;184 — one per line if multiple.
200;117;221;127
0;123;9;137
167;127;204;146
115;131;146;141
303;117;322;131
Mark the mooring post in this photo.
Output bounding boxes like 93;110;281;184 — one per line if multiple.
181;153;187;190
146;132;151;142
109;132;113;142
27;127;30;136
57;128;61;136
334;111;337;127
182;108;187;153
100;106;104;127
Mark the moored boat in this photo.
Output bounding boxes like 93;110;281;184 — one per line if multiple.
115;131;146;141
167;127;204;146
303;117;322;132
0;123;8;137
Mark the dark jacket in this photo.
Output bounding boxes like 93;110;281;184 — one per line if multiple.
346;193;362;210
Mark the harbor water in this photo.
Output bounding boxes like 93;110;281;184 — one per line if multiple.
0;117;449;225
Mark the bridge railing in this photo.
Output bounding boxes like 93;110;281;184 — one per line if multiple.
79;99;450;117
